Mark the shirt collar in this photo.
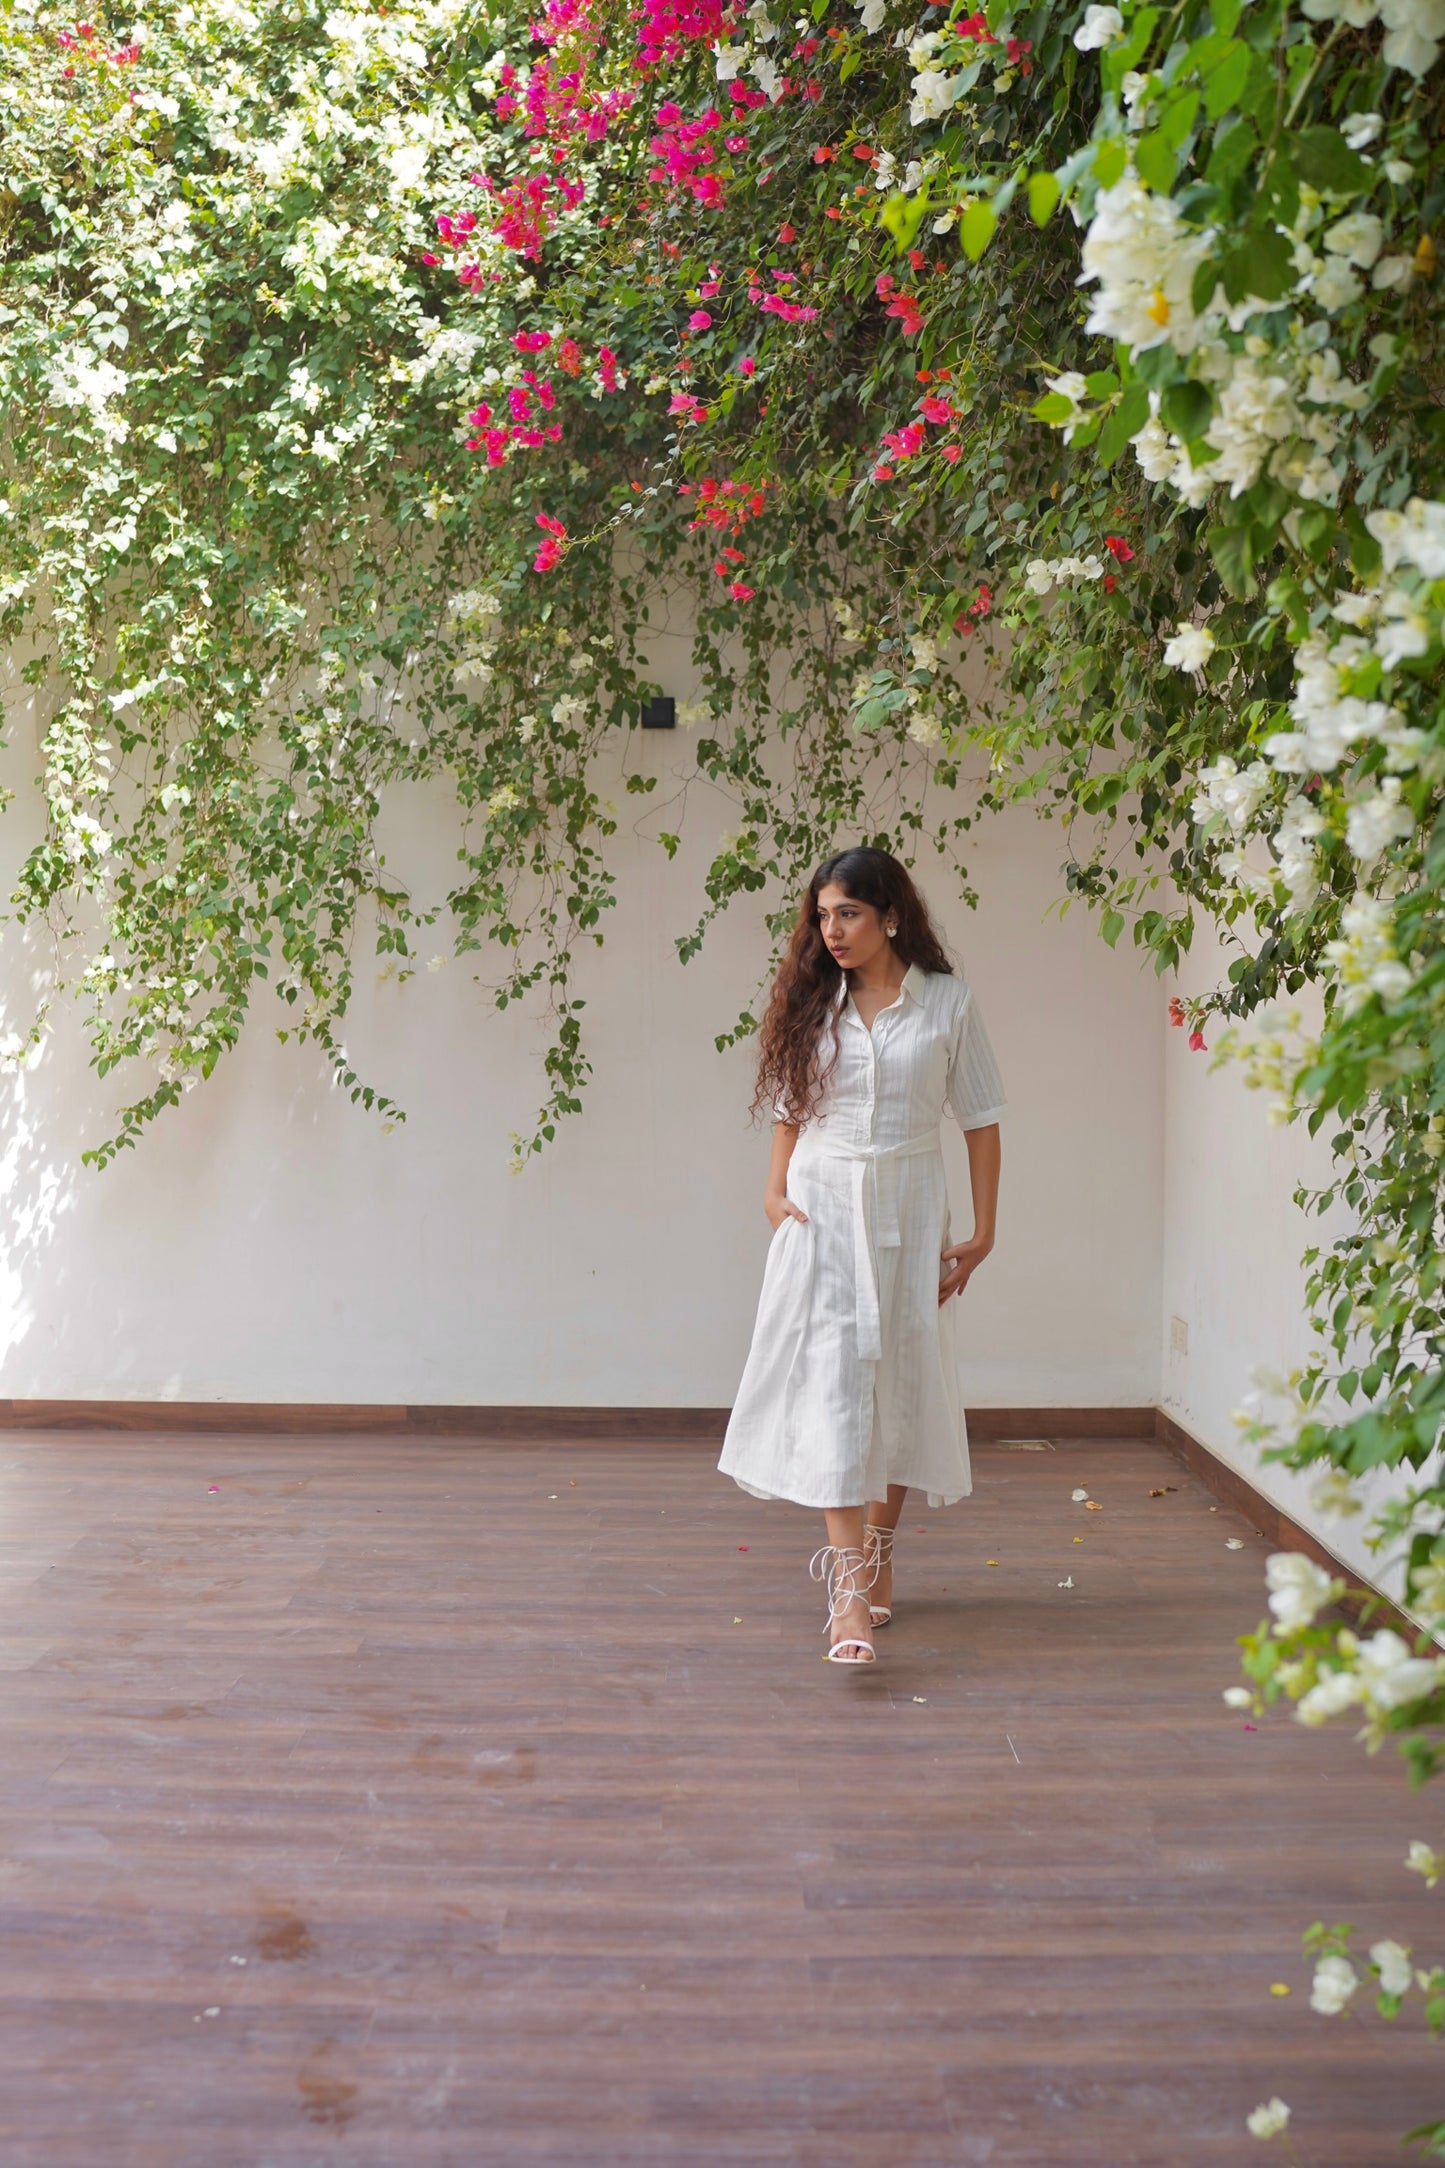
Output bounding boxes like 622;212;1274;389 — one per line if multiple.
833;961;929;1008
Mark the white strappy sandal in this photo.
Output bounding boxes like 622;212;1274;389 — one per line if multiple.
864;1522;896;1629
809;1544;877;1665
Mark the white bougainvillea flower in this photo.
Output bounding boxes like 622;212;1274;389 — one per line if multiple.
1078;178;1212;352
1265;1551;1337;1629
1346;776;1415;860
1366;497;1445;578
1222;1685;1254;1708
1192;755;1272;833
1356;1627;1444;1711
1162;622;1215;671
1340;110;1384;147
1321;894;1413;1012
1310;1955;1360;2013
1073;3;1124;46
1378;0;1445;76
1406;1840;1443;1887
1370;1939;1413;1995
1323;211;1386;268
1245;2097;1292;2138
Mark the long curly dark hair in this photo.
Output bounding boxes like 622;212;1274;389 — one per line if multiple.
751;847;955;1126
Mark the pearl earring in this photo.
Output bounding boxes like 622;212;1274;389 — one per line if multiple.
886;922;897;938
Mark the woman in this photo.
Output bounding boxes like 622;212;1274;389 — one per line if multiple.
718;847;1006;1665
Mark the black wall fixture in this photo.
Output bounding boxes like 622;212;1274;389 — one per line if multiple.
640;696;676;730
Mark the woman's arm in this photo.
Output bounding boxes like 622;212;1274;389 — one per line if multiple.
764;1121;808;1231
939;1120;1000;1303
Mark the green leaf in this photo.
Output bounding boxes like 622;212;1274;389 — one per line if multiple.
1101;908;1125;947
1093;138;1128;190
1212;0;1242;31
1085;369;1120;398
960;200;998;261
1192;257;1220;312
1206;521;1256;598
839;45;861;80
1206;114;1257;189
1096;379;1150;466
1028;170;1060;226
1134;131;1177;191
1290;124;1371;196
1160;378;1213;441
1030;391;1075;423
1202;39;1250;118
1160;89;1200;150
881;191;928;249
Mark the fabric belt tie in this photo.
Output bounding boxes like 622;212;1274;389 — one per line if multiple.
799;1129;941;1363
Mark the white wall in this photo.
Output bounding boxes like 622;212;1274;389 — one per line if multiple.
0;709;1166;1411
1159;907;1420;1609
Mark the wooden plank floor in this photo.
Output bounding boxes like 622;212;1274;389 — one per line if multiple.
0;1428;1433;2167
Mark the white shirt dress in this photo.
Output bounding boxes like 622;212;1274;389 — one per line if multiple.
718;962;1006;1511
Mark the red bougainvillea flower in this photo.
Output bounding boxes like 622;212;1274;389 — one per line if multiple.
1007;34;1034;71
1168;998;1185;1026
555;337;583;376
908;248;927;272
533;512;568;572
813;144;837;162
939;443;962;463
955;10;997;37
1103;573;1117;592
1188;1029;1207;1051
1104;535;1135;562
778;222;797;243
873;462;895;481
728;581;755;601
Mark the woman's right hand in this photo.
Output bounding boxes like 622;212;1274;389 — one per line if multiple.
764;1189;808;1232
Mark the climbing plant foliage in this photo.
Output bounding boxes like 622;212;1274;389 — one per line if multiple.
2;0;1445;2125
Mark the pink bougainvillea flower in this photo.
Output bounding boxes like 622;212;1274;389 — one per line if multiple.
760;293;818;321
728;581;755;601
737;355;757;375
698;279;721;297
533;511;568;572
778;222;797;244
513;328;552;352
918;394;954;424
688;309;713;330
939;443;962;463
1188;1029;1207;1051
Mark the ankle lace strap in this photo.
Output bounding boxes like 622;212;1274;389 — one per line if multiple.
809;1543;877;1626
864;1522;896;1559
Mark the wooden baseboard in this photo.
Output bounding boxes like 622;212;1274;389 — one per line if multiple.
0;1399;1157;1442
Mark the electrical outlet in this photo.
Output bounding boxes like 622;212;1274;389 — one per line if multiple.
1170;1315;1189;1355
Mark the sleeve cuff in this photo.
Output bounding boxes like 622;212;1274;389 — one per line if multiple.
954;1103;1006;1131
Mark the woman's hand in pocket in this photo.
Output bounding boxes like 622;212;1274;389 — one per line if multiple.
765;1189;808;1233
939;1234;992;1303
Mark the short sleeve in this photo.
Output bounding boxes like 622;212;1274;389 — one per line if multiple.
946;983;1006;1130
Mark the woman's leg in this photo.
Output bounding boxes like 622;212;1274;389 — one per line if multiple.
862;1483;909;1618
820;1504;874;1659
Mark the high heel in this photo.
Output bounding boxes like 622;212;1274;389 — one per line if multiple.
809;1544;876;1665
864;1522;895;1628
